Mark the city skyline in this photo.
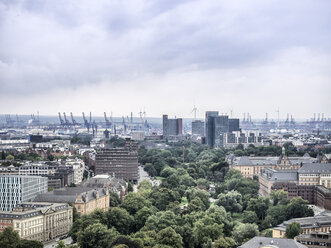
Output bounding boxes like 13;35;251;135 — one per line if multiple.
0;0;330;118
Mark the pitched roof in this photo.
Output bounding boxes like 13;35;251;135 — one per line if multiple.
299;163;331;174
239;237;307;248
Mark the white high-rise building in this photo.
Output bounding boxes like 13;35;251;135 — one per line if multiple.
0;175;48;211
64;158;85;185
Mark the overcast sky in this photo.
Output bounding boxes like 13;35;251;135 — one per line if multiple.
0;0;330;120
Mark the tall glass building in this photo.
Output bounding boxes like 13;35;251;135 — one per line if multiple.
0;175;48;211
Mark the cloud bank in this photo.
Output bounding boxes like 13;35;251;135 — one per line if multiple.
0;0;330;119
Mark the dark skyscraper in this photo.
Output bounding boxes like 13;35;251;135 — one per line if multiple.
205;111;240;148
192;120;205;136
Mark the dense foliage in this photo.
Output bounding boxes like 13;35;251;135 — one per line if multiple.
66;141;314;248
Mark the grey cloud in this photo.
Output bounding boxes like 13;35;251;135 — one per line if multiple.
0;0;330;96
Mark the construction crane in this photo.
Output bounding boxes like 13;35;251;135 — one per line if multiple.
58;112;64;126
82;112;90;132
63;112;71;126
122;116;127;133
70;112;77;125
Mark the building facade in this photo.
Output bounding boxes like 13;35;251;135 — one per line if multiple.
205;111;240;148
0;202;73;243
273;215;331;238
34;186;109;216
298;163;331;188
162;115;183;137
0;175;48;211
192;120;205;137
95;141;139;182
228;152;317;178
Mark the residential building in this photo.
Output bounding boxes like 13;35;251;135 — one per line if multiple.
34;186;109;216
162;115;183;138
273;214;331;238
192;120;205;136
0;202;73;243
95;140;139;182
239;237;307;248
0;175;48;211
64;158;85;185
18;162;74;188
298;163;331;188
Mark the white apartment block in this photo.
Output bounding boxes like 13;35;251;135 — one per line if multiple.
64;158;85;185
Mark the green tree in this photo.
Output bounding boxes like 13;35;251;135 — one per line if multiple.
232;223;259;245
270;190;288;206
215;190;243;213
77;223;118;248
17;240;43;248
212;237;236;248
150;188;181;211
156;227;183;248
128;182;134;192
55;240;66;248
121;192;152;215
286;197;314;219
144;211;179;232
247;197;270;220
5;154;15;161
185;188;210;210
109;192;121;207
107;207;134;234
242;211;258;224
134;206;155;231
285;222;302;239
0;227;20;248
138;180;153;192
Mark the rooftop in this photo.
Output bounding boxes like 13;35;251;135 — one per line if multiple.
299;163;331;174
239;237;307;248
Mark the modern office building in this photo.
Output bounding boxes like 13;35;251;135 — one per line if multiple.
192;120;205;136
95;140;139;182
34;186;109;216
0;202;73;243
162;115;183;138
0;175;48;211
205;111;240;148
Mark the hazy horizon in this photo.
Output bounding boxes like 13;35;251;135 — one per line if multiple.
1;0;330;119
